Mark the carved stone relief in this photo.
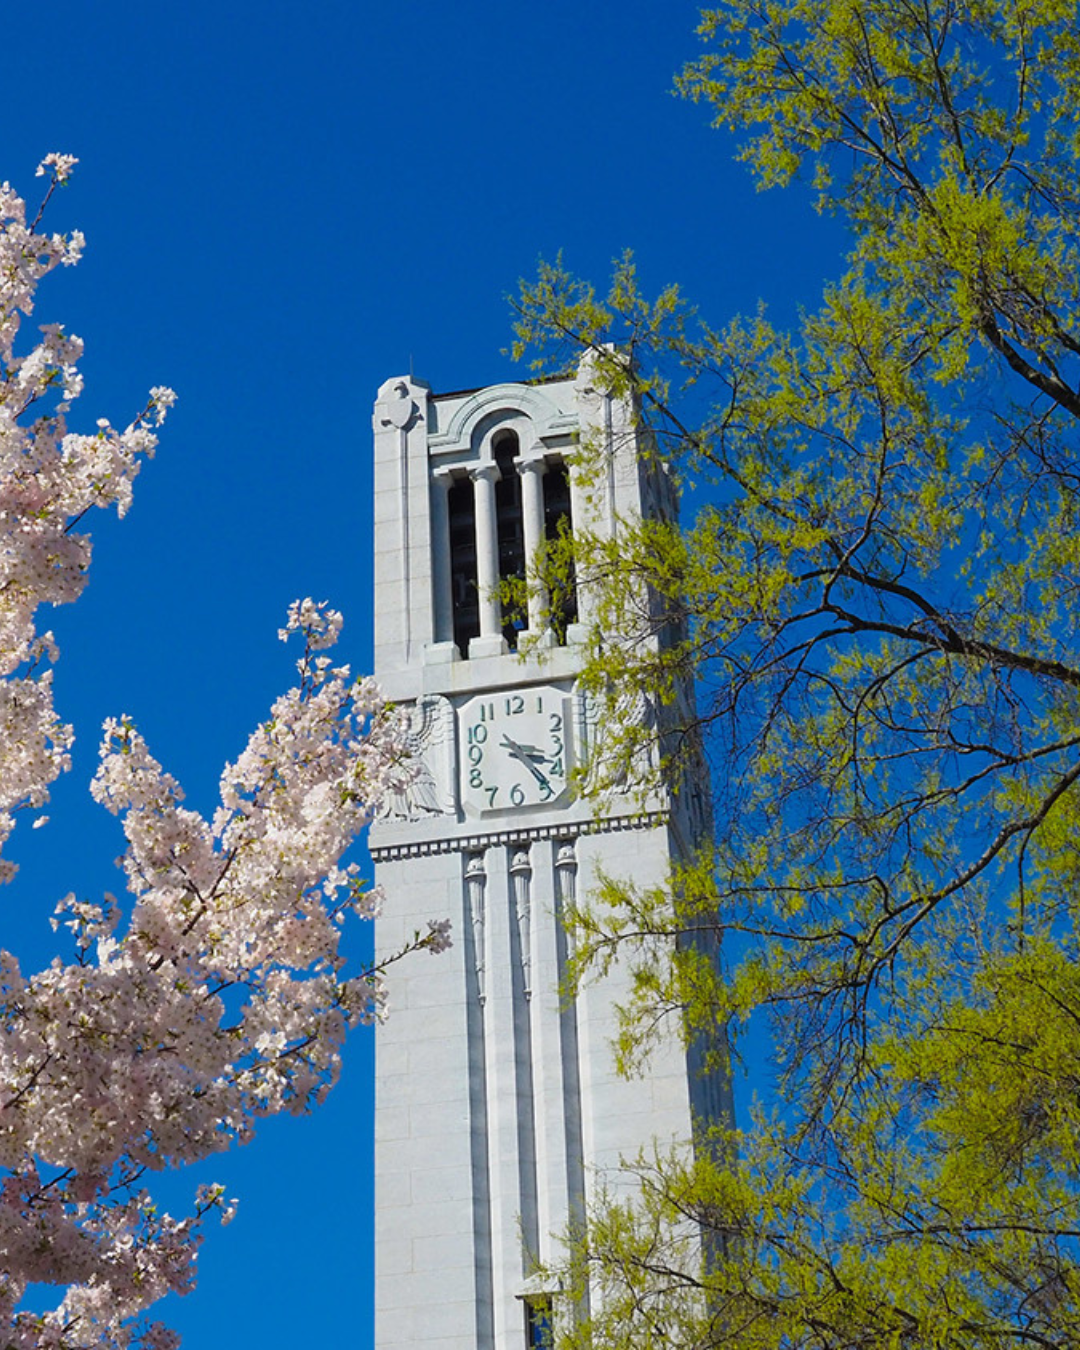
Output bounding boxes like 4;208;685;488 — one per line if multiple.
510;847;532;1001
573;680;659;795
377;380;418;432
466;851;487;1006
376;694;457;821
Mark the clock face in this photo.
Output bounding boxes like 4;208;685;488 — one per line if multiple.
458;686;569;814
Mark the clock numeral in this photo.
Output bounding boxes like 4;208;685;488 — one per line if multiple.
485;785;499;807
549;712;562;733
550;758;564;778
509;783;526;806
478;702;495;723
470;767;483;789
539;779;554;802
468;723;488;745
506;695;524;716
468;744;483;766
550;734;563;757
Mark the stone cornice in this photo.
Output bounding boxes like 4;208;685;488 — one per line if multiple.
369;809;668;861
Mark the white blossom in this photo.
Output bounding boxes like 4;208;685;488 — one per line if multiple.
35;153;78;183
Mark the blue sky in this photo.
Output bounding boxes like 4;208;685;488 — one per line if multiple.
4;2;847;1344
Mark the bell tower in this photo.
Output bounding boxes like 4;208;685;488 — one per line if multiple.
370;361;725;1350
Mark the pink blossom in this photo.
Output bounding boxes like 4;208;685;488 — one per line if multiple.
0;162;446;1349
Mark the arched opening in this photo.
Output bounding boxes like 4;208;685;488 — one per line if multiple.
494;430;526;648
448;474;480;654
542;458;577;642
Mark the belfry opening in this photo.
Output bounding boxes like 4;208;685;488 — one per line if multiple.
493;431;526;648
440;420;576;658
448;475;479;654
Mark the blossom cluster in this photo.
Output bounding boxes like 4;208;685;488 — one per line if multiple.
0;156;172;887
0;606;420;1348
0;160;433;1348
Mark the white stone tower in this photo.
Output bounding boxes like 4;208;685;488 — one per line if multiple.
370;363;724;1350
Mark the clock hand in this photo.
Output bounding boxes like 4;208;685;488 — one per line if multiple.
499;734;551;788
501;734;546;762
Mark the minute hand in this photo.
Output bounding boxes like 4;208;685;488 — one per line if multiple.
499;734;550;788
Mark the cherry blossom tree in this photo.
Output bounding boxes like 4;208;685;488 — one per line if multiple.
0;157;438;1349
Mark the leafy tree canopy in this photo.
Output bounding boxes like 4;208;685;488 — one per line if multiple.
513;1;1080;1344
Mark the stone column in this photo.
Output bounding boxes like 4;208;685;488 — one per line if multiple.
469;461;507;658
483;847;530;1343
425;468;459;663
516;453;550;641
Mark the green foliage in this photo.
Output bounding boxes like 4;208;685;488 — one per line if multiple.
514;1;1080;1344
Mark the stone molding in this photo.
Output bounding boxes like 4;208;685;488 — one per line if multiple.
429;381;576;455
368;809;667;861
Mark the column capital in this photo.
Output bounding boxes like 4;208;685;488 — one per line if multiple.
514;453;548;477
432;465;456;491
470;461;501;484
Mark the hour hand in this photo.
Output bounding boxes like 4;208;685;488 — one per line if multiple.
499;734;550;787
